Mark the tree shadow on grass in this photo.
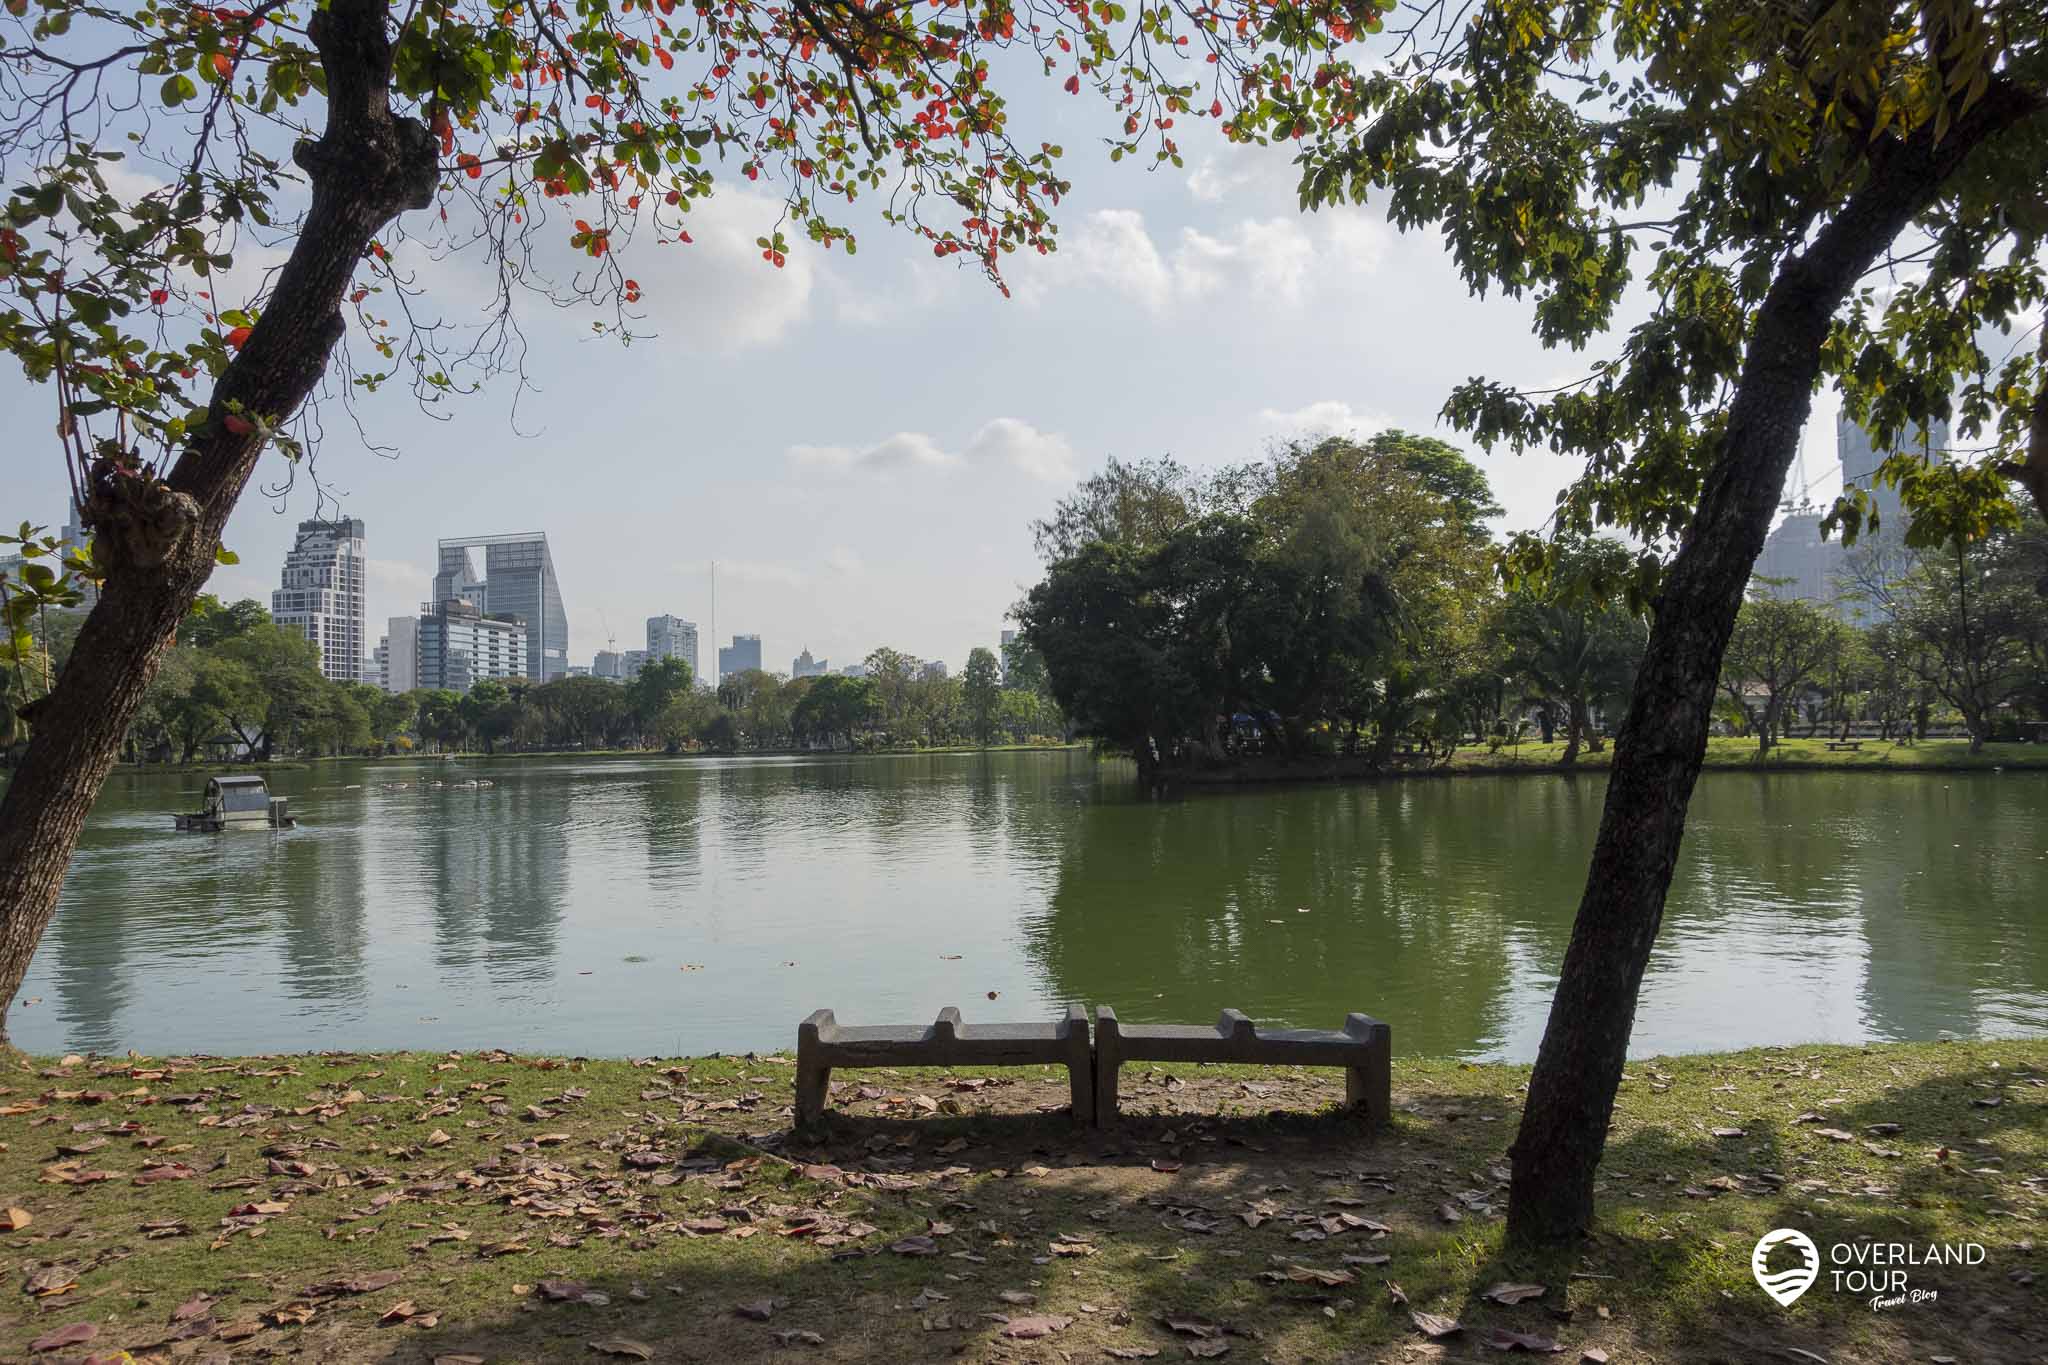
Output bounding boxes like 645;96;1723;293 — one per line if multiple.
357;1104;1399;1364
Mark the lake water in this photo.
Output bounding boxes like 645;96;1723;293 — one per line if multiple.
14;752;2048;1060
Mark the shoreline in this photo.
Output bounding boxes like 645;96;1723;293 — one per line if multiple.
1164;735;2048;786
95;736;2048;779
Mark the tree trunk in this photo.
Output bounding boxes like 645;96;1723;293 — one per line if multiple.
0;0;436;1043
1503;91;2037;1246
1561;695;1587;767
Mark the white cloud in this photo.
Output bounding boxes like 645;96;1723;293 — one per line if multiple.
1054;210;1364;313
789;431;960;474
965;418;1078;483
1062;209;1175;311
823;546;865;575
1186;156;1253;204
788;417;1074;482
1258;400;1393;438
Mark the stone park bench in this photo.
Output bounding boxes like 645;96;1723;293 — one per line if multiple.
792;1004;1391;1130
1824;739;1863;752
796;1004;1093;1129
1094;1005;1390;1127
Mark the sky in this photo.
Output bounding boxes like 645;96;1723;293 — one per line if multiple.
3;70;1856;678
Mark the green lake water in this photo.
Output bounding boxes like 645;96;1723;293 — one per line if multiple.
14;751;2048;1059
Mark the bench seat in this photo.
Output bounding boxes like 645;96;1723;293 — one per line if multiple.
1095;1006;1389;1127
795;1005;1092;1129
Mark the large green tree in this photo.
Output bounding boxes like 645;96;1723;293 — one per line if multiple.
961;646;1003;745
1257;0;2047;1243
1498;536;1646;766
1717;593;1844;755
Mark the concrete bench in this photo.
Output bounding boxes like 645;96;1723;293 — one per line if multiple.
795;1004;1092;1130
1094;1006;1389;1127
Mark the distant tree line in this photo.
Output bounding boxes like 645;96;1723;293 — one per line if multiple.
1720;517;2048;753
1015;434;2048;778
3;596;1066;763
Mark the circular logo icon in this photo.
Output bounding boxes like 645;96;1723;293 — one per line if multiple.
1752;1228;1820;1306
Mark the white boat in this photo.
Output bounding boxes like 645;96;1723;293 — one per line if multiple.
172;774;297;831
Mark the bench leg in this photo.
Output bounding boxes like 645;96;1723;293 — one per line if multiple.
1067;1056;1093;1126
795;1062;832;1131
1345;1053;1390;1130
1094;1057;1120;1126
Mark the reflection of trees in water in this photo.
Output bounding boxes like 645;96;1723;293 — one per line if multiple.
421;778;569;982
1016;776;1613;1056
1840;776;2048;1041
634;761;705;887
272;811;371;1005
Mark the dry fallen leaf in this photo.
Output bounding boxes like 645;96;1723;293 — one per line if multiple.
735;1298;776;1321
1411;1311;1462;1339
773;1329;825;1347
0;1207;30;1232
1000;1314;1074;1339
1479;1326;1564;1353
1484;1282;1547;1305
28;1321;98;1353
1188;1341;1231;1360
1106;1350;1161;1361
588;1339;656;1360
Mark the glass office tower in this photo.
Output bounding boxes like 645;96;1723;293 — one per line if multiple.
433;533;568;682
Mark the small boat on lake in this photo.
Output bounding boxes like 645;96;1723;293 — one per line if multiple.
172;774;297;832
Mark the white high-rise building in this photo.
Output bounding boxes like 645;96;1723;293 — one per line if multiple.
646;614;699;680
271;518;367;683
378;615;418;693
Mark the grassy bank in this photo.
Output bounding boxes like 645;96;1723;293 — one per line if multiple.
1175;736;2048;784
2;1040;2041;1362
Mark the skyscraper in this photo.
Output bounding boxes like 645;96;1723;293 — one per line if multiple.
416;598;527;692
272;518;367;683
433;533;567;682
646;614;699;680
1753;411;1951;619
379;615;418;693
718;633;762;680
58;504;98;609
791;648;829;677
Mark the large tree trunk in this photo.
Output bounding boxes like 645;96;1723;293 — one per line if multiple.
1504;89;2040;1246
1561;694;1587;767
0;0;436;1044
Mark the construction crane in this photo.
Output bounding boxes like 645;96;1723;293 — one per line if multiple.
1778;448;1840;515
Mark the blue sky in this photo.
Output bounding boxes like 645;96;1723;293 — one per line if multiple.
5;76;1852;676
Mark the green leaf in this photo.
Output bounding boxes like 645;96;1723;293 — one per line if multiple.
161;73;198;106
215;545;240;566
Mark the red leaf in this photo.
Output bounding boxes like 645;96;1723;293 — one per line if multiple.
30;1322;98;1353
223;325;252;349
1063;74;1080;94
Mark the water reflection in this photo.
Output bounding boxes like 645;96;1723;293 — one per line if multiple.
12;756;2047;1059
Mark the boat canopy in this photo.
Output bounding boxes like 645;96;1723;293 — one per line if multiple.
208;776;272;814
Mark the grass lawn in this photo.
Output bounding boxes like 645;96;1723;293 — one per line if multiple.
1;1040;2042;1363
